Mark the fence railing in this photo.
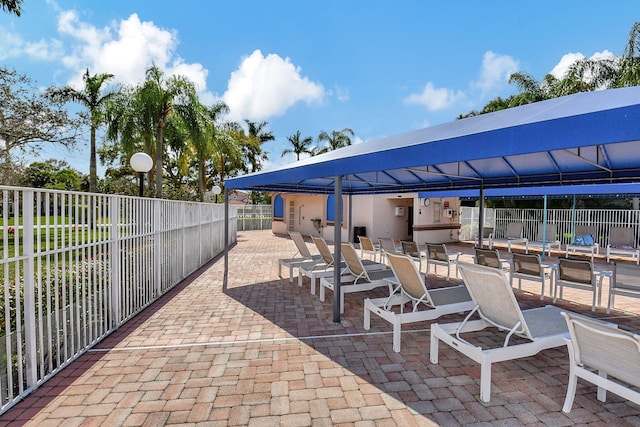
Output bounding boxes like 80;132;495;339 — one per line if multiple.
236;204;272;231
0;186;237;414
460;206;640;246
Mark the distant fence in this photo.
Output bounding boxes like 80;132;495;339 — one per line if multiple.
460;207;640;246
236;204;272;231
0;186;237;415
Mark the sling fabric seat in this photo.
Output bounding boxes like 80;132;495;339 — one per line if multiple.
425;243;461;281
319;243;395;314
400;240;427;274
607;262;640;313
509;252;552;300
364;252;474;352
358;235;379;262
474;247;509;271
561;311;640;413
430;262;572;402
298;237;385;295
378;238;401;265
553;258;609;312
278;231;322;282
606;226;640;265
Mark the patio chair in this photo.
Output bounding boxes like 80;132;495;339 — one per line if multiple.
527;223;562;256
400;240;427;274
425;243;461;281
561;311;640;413
278;231;322;282
474;247;509;271
298;237;385;295
565;225;600;261
606;226;640;265
430;262;573;402
607;262;640;313
358;235;379;262
553;257;611;312
363;252;474;352
319;243;396;314
488;222;528;253
509;252;553;300
378;238;401;265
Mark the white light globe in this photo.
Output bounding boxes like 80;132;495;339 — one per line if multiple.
212;185;222;195
130;152;153;173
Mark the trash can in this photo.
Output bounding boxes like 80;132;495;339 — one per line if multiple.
353;226;367;243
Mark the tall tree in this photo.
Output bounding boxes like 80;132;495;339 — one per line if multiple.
317;127;355;154
243;120;273;172
1;0;22;16
106;65;199;197
0;67;80;160
47;69;117;193
281;130;314;161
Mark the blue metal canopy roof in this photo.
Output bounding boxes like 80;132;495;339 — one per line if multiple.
226;86;640;194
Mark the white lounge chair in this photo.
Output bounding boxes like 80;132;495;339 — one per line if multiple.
400;241;427;274
425;243;461;281
298;237;386;295
561;311;640;413
565;225;600;261
553;258;610;312
430;262;573;402
319;243;396;314
607;262;640;313
358;235;379;262
527;223;561;256
378;238;401;265
278;231;322;282
474;247;509;272
509;252;553;300
489;222;528;253
364;252;474;352
606;226;640;265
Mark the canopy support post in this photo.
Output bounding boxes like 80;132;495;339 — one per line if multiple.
333;176;343;323
542;194;548;261
478;186;485;248
223;187;229;291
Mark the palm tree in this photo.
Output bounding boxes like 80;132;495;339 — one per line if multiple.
106;65;199;197
0;0;22;16
281;131;314;160
243;120;273;173
47;69;117;193
317;128;355;154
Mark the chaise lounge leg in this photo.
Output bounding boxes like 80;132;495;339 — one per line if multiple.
429;327;440;364
480;361;492;402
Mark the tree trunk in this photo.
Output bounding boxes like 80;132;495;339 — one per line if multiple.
89;125;97;193
155;122;163;198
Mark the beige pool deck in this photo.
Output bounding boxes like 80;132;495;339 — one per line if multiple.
1;230;639;426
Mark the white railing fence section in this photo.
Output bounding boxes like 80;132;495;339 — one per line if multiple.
0;187;236;414
236;205;272;231
460;206;640;246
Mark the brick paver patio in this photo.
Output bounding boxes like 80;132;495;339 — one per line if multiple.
1;230;639;426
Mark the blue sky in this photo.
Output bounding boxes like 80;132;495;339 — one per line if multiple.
2;0;640;176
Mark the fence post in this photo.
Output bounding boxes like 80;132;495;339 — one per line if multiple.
22;190;37;388
110;196;121;327
154;199;162;296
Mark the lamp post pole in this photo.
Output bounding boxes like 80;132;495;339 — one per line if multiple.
130;153;154;197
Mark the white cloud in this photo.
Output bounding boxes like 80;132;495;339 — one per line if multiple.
549;50;616;79
476;51;519;93
404;82;464;111
45;10;215;101
222;49;325;121
0;26;63;61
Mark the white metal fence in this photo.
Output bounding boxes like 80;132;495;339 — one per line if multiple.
0;186;236;414
236;205;272;231
460;206;640;246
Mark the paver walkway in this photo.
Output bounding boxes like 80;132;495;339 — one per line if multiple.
1;230;639;426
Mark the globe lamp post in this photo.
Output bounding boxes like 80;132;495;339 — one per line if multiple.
130;153;153;197
212;185;222;203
